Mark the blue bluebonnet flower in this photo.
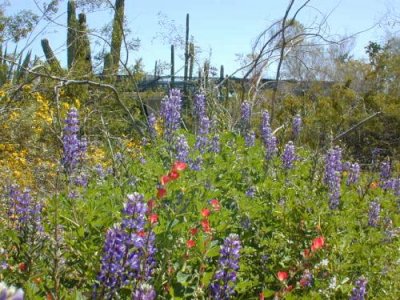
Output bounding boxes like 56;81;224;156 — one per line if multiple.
244;131;255;147
62;107;86;174
292;114;302;139
210;234;241;299
260;111;277;160
96;193;157;298
368;201;380;227
282;141;296;170
347;163;360;186
0;281;24;300
349;277;367;300
133;283;156;300
175;134;189;163
195;116;210;153
160;89;182;142
147;113;157;139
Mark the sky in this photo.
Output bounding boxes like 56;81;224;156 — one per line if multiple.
5;0;400;77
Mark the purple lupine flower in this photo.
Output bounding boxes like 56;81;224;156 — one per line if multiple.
7;186;43;233
195;116;210;153
245;131;255;147
133;283;156;300
62;107;85;174
324;147;343;210
349;277;367;300
368;201;380;227
96;193;157;298
210;234;241;299
329;174;341;210
324;147;342;185
261;111;277;160
292;114;302;139
347;163;360;186
210;134;220;153
160;89;182;142
299;269;313;288
282;141;296;170
194;92;206;123
147;113;157;139
175;134;189;162
121;193;147;232
97;225;126;296
240;101;251;130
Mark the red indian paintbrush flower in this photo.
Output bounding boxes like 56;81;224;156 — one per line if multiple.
201;208;211;217
157;187;167;199
201;219;211;233
210;199;221;211
168;170;180;180
311;236;325;251
161;175;171;185
149;213;158;224
172;161;187;171
277;271;288;281
186;239;196;248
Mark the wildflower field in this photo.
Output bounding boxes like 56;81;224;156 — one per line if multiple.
1;87;400;300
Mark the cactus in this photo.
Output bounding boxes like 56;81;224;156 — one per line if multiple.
70;13;92;76
183;13;189;94
67;0;77;70
15;50;32;82
41;39;63;74
170;44;175;87
220;65;224;80
106;0;125;75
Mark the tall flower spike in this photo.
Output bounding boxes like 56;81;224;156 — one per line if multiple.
160;88;182;142
194;92;206;123
96;193;157;298
324;147;342;210
282;141;296;170
62;107;80;174
261;110;277;160
195;115;210;153
175;134;190;163
210;234;241;299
